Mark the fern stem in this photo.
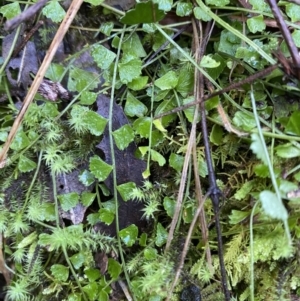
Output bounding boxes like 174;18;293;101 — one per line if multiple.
99;2;125;16
22;150;43;213
51;170;60;228
249;200;260;301
62;246;88;301
96;183;102;209
173;89;188;134
0;22;24;77
56;76;101;119
251;130;300;141
34;220;56;230
250;89;291;244
176;164;192;232
4;78;15;107
145;71;156;177
109;25;137;301
196;0;275;64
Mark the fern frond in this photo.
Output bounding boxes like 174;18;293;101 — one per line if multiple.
224;233;245;263
11;248;26;264
5;278;32;301
50;153;75;174
68;105;90;134
0;206;9;232
139;256;173;297
25;244;43;276
127;253;143;274
202;282;225;301
41;119;64;143
9;212;30;234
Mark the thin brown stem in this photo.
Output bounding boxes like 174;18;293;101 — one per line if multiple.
165;20;200;252
12;20;44;58
155;64;278;119
165;17;203;301
266;0;300;79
